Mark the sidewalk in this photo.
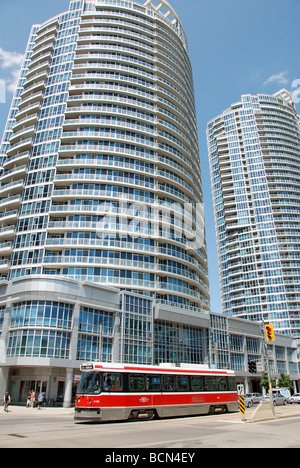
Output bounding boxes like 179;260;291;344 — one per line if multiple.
2;404;75;417
245;403;300;423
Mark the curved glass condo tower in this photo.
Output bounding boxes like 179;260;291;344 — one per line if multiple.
0;0;210;312
207;90;300;337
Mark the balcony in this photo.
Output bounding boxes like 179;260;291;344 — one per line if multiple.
0;242;13;256
0;225;16;241
15;102;41;122
3;152;30;171
0;210;18;224
18;91;43;111
9;127;35;149
6;138;33;158
0;259;9;274
0;180;24;197
0;165;27;184
0;195;21;211
22;70;48;92
27;51;52;72
30;42;54;63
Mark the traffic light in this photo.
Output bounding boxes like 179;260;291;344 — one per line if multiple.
265;324;275;342
248;361;257;374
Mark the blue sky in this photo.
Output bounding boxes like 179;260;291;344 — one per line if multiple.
0;0;299;313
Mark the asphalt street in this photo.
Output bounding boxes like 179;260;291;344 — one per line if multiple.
1;404;300;449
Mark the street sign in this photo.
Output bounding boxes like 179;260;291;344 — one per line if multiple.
239;396;245;415
237;385;246;421
256;361;264;373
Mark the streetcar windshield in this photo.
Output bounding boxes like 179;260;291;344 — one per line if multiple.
77;372;102;395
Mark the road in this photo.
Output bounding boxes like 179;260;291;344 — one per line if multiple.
1;405;300;449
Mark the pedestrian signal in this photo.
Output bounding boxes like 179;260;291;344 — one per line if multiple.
265;324;275;342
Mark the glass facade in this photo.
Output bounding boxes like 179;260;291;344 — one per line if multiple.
121;293;153;364
11;300;73;329
154;320;205;365
207;91;300;338
5;300;72;359
77;306;114;362
210;314;230;369
0;0;210;314
7;329;71;359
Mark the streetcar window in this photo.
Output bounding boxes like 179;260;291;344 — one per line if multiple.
205;377;216;391
103;373;122;392
228;377;236;391
77;372;101;395
216;377;227;391
129;374;145;391
102;374;111;391
176;376;189;392
191;376;204;391
146;375;161;392
162;375;175;392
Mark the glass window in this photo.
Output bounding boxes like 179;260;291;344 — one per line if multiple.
176;375;189;391
217;377;227;391
11;301;73;330
129;374;145;391
7;329;70;359
103;373;122;392
205;377;216;391
77;372;101;395
162;375;175;392
191;376;204;392
228;377;236;391
146;375;161;392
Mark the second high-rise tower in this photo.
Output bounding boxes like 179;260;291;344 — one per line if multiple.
207;90;300;337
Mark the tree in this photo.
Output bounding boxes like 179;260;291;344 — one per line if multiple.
277;373;294;392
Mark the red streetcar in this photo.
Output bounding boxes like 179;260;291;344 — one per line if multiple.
74;363;239;422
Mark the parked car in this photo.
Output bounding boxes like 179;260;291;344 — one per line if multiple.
273;394;288;406
244;394;254;408
248;393;263;404
271;390;290;405
265;392;288;406
274;388;292;404
290;394;300;404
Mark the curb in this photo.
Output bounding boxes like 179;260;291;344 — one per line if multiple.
2;405;75;414
246;412;300;423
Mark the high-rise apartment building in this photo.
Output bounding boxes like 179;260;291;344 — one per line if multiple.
0;0;211;404
207;90;300;338
0;0;209;311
